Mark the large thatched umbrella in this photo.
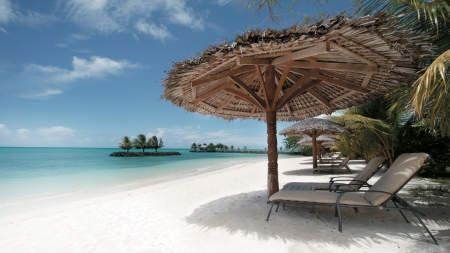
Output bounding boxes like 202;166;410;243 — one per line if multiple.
161;13;433;197
280;118;349;168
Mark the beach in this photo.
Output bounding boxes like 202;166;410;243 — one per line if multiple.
1;156;449;252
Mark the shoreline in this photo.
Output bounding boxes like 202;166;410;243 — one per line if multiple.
1;156;448;252
0;157;272;218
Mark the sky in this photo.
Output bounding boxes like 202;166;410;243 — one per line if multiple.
0;0;354;149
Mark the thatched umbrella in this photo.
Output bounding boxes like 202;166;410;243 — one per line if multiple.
280;118;348;168
297;135;336;157
161;13;433;197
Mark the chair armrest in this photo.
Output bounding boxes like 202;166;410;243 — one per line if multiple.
335;189;394;195
332;181;371;192
328;176;356;182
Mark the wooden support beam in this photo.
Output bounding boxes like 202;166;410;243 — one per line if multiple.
329;41;377;66
290;68;369;94
237;57;270;65
264;65;276;109
191;80;234;103
192;65;255;87
215;95;234;113
330;91;356;104
307;89;331;108
272;60;294;109
276;79;322;110
228;76;266;109
254;65;268;107
291;104;324;117
280;68;318;96
361;73;373;88
271;42;330;65
291;61;377;74
223;88;264;110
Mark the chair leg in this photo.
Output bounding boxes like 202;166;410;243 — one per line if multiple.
336;193;344;232
266;202;276;221
275;202;281;212
353;207;359;214
408;205;439;245
392;200;409;223
336;204;343;232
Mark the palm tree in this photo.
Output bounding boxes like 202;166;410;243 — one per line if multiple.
230;145;234;151
355;0;450;136
331;96;401;165
191;143;198;151
133;134;149;152
148;136;164;152
118;136;133;152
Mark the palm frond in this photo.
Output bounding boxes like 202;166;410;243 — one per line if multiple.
410;49;450;136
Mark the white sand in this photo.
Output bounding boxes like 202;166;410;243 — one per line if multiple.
1;156;449;252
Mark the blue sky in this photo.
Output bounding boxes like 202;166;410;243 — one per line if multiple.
0;0;353;149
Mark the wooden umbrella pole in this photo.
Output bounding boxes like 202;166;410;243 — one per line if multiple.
266;110;279;198
312;129;317;169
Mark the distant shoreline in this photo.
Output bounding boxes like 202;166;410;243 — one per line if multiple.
189;150;306;155
110;151;181;157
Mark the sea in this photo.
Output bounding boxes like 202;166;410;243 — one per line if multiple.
0;147;293;215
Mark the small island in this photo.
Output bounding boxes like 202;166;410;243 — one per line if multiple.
111;134;180;157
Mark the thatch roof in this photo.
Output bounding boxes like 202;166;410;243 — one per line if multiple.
279;118;349;136
297;136;336;148
161;12;433;121
298;135;336;145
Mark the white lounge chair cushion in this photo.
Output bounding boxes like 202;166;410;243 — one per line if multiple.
269;191;372;206
364;153;429;206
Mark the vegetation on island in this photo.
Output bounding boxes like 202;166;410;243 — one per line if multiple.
190;142;252;152
118;134;164;152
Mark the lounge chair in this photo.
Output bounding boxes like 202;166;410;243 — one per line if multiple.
319;153;343;164
313;156;351;174
283;156;386;192
267;153;438;245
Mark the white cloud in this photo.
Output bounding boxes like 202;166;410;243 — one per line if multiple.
0;124;12;136
37;126;76;141
61;0;204;39
20;89;62;99
144;125;267;148
0;26;7;33
17;128;31;138
0;0;16;24
215;0;234;6
135;20;171;41
0;0;55;27
21;56;137;99
0;124;78;146
25;56;138;83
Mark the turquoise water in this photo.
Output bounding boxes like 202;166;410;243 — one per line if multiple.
0;147;289;203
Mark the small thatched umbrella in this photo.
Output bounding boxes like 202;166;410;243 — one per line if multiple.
161;13;433;197
297;135;336;157
280;118;348;168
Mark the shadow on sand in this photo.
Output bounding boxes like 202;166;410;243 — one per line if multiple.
185;189;450;251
